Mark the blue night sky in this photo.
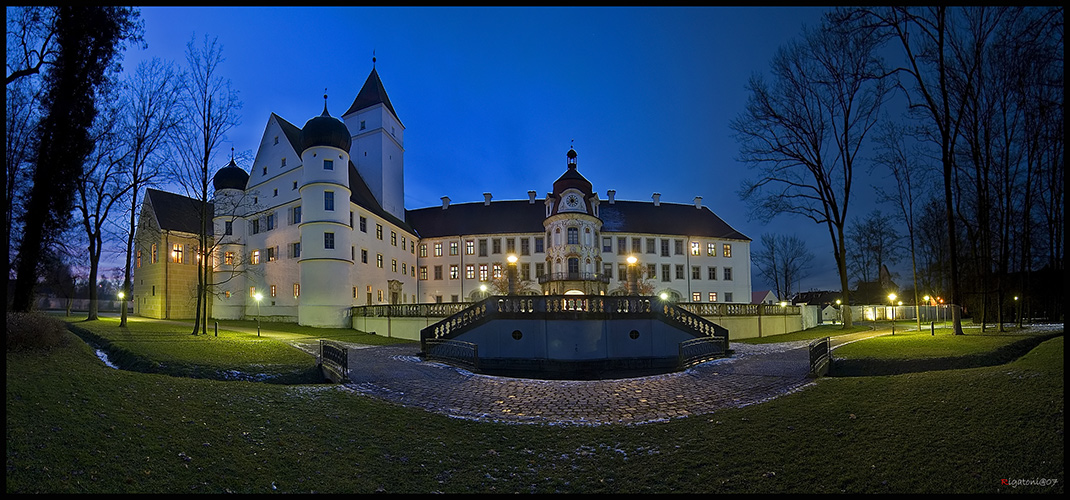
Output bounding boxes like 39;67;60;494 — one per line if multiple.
122;6;882;294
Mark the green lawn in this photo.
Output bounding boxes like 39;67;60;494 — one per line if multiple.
5;315;1064;493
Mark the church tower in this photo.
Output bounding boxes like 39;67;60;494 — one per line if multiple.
542;147;605;295
343;65;405;221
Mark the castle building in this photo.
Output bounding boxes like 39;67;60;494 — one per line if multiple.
132;68;752;327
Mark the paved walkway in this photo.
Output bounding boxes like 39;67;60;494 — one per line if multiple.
337;339;828;426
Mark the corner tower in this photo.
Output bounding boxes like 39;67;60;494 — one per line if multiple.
343;66;405;221
541;147;605;295
299;99;354;327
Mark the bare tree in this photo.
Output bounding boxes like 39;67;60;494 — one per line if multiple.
5;6;59;85
169;34;240;335
733;14;890;328
116;57;183;326
873;121;931;331
753;233;814;301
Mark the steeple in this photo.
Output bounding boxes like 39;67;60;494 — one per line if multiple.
344;67;402;125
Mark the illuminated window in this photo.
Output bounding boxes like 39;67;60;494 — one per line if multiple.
709;292;718;302
171;243;183;263
465;264;475;279
419;244;427;257
465;240;475;255
707;242;716;256
691;242;700;256
723;244;732;258
225;290;231;298
151;244;157;263
376;224;382;240
419;266;428;280
479;264;488;281
376;254;383;268
251;250;260;264
693;292;701;302
392;259;397;272
450;265;459;279
449;241;458;255
434;242;443;257
270;285;277;298
293;283;300;298
493;263;503;279
267;247;277;262
224;251;235;265
391;231;397;246
250;286;256;297
136;250;142;268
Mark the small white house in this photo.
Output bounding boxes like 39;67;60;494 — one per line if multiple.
752;290;778;305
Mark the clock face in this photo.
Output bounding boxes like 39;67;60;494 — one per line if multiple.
565;194;581;208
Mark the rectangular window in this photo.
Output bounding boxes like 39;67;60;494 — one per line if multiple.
267;246;277;262
661;239;670;257
391;231;397;246
674;239;684;255
646;238;656;254
691;241;700;256
708;266;718;280
324;232;335;249
723;244;732;258
692;266;701;280
675;264;684;280
492;238;501;254
376;254;383;268
647;264;657;280
292;206;302;224
251;219;260;234
632;238;642;254
434;242;443;257
709;292;718;302
603;263;614;279
534;237;544;253
602;237;612;253
618;264;627;281
171;243;183;263
479;239;488;257
535;263;545;278
250;287;256;298
449;241;458;255
294;284;300;298
567;228;579;245
465;264;475;279
266;213;276;231
725;292;734;303
361;249;367;264
465;240;475;255
520;238;530;256
136;250;142;268
506;238;516;253
281;157;286;167
290;243;300;259
520;263;530;281
419;244;427;257
323;159;333;170
693;292;702;302
376;224;382;240
492;263;503;279
391;259;397;272
225;220;233;235
662;264;671;282
724;267;733;280
449;264;459;279
479;264;489;281
419;266;428;280
324;191;334;211
270;284;277;298
707;242;716;256
434;265;442;280
617;237;627;255
251;249;260;265
359;216;367;232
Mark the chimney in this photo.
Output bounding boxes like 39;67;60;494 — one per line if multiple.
528;190;537;204
484;192;492;206
607;189;616;204
652;193;661;206
441;196;450;210
694;196;703;209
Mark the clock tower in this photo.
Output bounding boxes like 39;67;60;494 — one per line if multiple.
541;147;606;295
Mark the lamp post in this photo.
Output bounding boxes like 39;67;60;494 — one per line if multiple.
1014;295;1020;328
118;290;127;326
836;299;842;325
888;293;897;335
254;292;263;337
780;301;788;333
506;254;518;295
626;255;638;295
479;284;488;300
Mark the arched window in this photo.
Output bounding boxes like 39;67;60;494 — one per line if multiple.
553;228;561;246
584;227;592;246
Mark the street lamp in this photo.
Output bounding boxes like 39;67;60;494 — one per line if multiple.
479;284;488;300
626;255;638;295
888;293;897;334
836;299;842;325
506;254;518;295
253;292;263;337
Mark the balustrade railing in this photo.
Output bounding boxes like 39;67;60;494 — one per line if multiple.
537;272;611;284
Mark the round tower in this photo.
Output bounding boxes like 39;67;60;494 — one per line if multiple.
298;98;354;327
211;158;250;320
542;147;605;295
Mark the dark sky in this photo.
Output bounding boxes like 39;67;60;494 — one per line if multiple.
123;6;896;294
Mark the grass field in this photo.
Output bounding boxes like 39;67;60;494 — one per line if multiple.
5;314;1064;493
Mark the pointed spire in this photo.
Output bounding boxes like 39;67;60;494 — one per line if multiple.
372;49;376;67
322;88;330;115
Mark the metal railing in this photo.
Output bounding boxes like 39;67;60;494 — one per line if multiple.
679;336;729;369
320;340;349;382
808;336;830;377
537;272;611;284
423;338;479;371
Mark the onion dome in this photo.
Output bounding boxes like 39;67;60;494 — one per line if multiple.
213;158;249;191
301;101;352;153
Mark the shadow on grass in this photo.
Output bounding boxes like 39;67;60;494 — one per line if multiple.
829;331;1064;377
66;323;328;385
